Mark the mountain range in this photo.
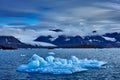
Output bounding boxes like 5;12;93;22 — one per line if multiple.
0;32;120;49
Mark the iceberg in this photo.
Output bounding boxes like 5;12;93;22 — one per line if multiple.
17;54;107;74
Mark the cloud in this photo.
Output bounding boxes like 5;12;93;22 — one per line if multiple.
0;0;120;41
95;2;120;10
0;26;61;42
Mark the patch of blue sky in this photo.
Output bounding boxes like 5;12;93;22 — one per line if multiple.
0;22;8;26
0;17;39;25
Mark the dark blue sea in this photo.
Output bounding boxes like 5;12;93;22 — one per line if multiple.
0;48;120;80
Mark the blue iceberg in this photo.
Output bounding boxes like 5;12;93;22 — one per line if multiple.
17;54;106;74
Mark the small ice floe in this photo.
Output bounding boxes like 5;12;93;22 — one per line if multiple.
48;52;55;55
20;54;26;57
17;54;107;74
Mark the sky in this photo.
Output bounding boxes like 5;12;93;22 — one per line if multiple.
0;0;120;42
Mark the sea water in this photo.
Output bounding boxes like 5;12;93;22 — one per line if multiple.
0;48;120;80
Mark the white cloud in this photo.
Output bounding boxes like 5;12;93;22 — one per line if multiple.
0;22;120;42
65;7;112;18
0;26;61;42
95;2;120;10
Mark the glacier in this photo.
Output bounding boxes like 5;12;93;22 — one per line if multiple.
21;40;56;47
17;54;107;74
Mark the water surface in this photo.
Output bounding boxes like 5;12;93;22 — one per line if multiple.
0;48;120;80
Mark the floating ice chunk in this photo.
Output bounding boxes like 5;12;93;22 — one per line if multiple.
17;54;107;74
48;52;55;55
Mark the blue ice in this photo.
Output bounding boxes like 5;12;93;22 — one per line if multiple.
17;54;106;74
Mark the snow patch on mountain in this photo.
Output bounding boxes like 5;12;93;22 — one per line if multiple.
102;36;116;42
49;36;58;41
65;38;70;41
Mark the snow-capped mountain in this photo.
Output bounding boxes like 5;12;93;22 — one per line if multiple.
35;32;120;48
0;36;56;49
0;36;35;49
0;32;120;49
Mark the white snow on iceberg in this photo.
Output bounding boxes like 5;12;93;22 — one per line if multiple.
17;54;107;74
